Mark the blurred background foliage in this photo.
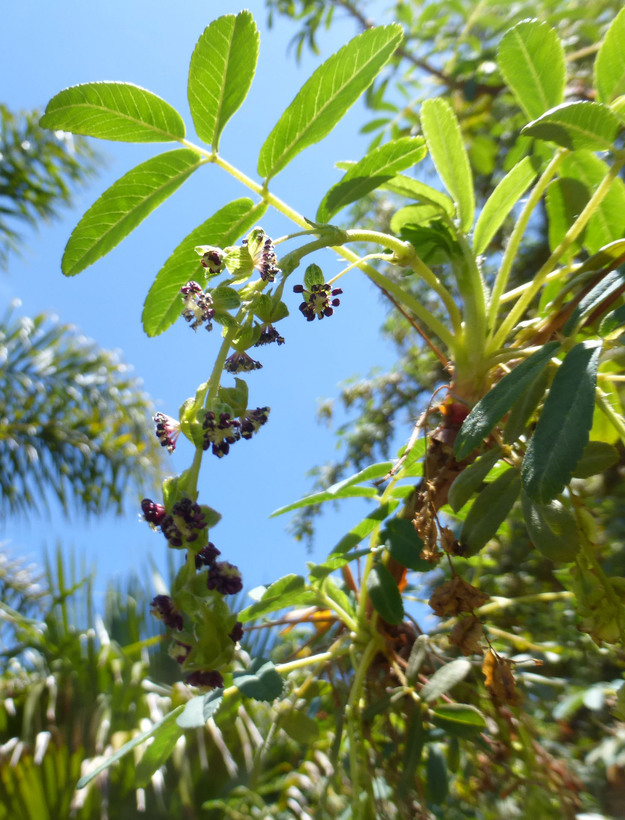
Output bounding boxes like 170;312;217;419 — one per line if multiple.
2;1;625;817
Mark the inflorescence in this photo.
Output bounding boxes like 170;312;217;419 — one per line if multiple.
293;283;342;321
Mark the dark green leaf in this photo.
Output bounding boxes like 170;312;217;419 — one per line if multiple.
600;303;625;337
473;157;537;254
366;563;404;624
431;704;487;739
40;82;185;142
135;716;184;786
316;136;427;222
380;517;429;571
176;690;223;729
523;341;602;503
420;98;474;233
142;199;266;336
522;102;620;152
562;266;625;335
448;446;502;513
572;440;620;478
238;574;319;623
233;657;284;701
77;706;184;788
497;20;565;121
521;493;580;562
595;7;625;104
258;25;402;180
459;468;522;556
503;367;550;444
188;12;259;151
454;342;560;460
281;710;320;743
62;149;203;276
421;659;471;703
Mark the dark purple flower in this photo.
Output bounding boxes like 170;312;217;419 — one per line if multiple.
150;595;183;631
181;282;215;331
229;622;244;643
294;282;342;321
171;498;206;542
243;230;281;282
254;324;285;347
206;561;243;595
199;248;225;274
240;407;270;440
161;514;183;548
170;640;192;664
185;670;224;690
153;412;180;453
224;351;263;373
194;542;221;569
202;411;241;457
141;498;166;528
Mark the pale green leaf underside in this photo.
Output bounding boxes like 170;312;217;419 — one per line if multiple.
420;97;474;233
595;7;625;104
142;198;266;336
497;20;565;122
258;24;403;180
316;136;426;222
381;174;455;216
522;102;620;152
62;149;203;276
40;82;185;142
522;341;602;503
473;157;537;254
188;11;259;150
271;485;379;517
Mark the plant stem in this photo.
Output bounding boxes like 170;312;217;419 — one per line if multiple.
487;150;565;338
346;638;379;819
491;155;625;350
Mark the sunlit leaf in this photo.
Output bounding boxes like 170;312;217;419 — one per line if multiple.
176;691;223;729
595;7;625;104
40;82;185;142
135;714;184;785
316;136;426;222
238;574;319;622
523;341;602;503
420;98;474;233
62;149;203;276
258;24;402;180
188;12;259;151
497;20;565;121
270;484;379;517
522;102;620;152
431;704;487;739
562;266;625;335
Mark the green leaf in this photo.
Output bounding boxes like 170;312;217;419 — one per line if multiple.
521;493;580;563
135;715;184;786
380;517;429;571
426;744;448;805
40;82;185;142
176;690;223;729
258;24;402;180
238;574;318;623
497;20;566;121
142;198;266;336
459;468;522;556
62;148;203;276
473;157;537;254
572;440;620;478
503;366;551;445
76;706;184;788
316;136;427;222
421;659;471;703
420;98;474;233
366;563;404;624
431;704;487;739
562;266;625;335
522;102;620;152
188;12;259;151
595;7;625;104
381;174;455;216
454;342;560;460
281;710;320;744
600;303;625;337
448;446;502;513
546;153;625;257
523;341;602;503
270;484;379;517
233;657;284;701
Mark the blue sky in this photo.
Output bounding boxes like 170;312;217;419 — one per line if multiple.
2;1;415;606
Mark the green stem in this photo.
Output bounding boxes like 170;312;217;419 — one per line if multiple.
487;150;566;338
491;155;625;350
346;638;379;820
